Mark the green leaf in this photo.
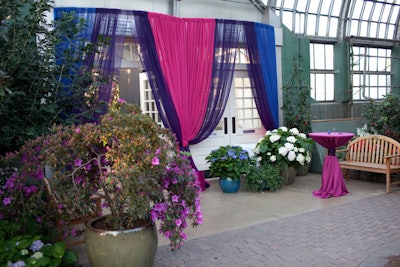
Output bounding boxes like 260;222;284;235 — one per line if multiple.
63;250;78;264
52;242;65;259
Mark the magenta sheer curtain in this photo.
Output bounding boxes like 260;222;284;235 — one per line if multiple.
148;13;215;147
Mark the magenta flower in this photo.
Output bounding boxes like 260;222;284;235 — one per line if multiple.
152;157;160;166
118;98;126;103
175;219;182;227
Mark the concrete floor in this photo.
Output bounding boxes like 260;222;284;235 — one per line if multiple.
76;172;393;266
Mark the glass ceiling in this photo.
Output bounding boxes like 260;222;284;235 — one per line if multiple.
263;0;400;46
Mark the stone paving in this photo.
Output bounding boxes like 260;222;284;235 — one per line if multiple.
154;191;400;267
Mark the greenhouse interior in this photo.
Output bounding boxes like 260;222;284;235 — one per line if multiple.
1;0;400;266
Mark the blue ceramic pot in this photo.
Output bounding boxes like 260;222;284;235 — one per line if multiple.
219;178;240;193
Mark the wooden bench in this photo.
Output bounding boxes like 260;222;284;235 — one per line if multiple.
338;134;400;193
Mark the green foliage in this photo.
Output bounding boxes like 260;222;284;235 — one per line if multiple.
362;92;400;141
244;163;283;192
205;145;253;180
281;57;312;134
0;0;109;155
0;234;77;267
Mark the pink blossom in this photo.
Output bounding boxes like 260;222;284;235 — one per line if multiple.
75;127;80;133
180;232;187;240
152;157;160;166
118;98;126;103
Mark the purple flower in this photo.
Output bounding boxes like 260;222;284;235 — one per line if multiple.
3;197;12;206
30;240;44;252
118;98;126;103
11;261;25;267
171;195;179;203
85;163;92;171
74;158;82;167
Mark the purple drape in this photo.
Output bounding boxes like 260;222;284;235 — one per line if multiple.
132;11;182;140
244;22;278;130
191;20;241;144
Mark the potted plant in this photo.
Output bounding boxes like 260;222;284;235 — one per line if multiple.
1;100;202;266
205;145;252;193
243;163;283;192
254;126;312;185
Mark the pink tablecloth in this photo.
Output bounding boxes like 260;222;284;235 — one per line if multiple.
309;132;354;198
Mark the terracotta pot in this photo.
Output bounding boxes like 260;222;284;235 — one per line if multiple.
85;215;158;267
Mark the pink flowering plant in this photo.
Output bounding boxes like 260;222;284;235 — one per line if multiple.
254;126;313;168
1;100;202;250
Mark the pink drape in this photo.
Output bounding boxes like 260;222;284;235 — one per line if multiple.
148;13;215;147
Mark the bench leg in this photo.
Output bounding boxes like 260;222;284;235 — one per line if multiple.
343;169;349;181
386;172;391;193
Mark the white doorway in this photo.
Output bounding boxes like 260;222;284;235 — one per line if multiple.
189;70;265;170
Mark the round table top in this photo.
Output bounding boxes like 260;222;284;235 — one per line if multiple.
309;132;355;149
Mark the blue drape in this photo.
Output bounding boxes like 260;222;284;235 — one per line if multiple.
244;21;278;130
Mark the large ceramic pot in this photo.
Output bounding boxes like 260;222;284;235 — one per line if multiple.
85;215;158;267
281;166;297;185
219;177;241;193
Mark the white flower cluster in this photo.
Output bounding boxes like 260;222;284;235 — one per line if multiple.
255;126;312;166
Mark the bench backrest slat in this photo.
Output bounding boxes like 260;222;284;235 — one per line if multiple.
345;135;400;166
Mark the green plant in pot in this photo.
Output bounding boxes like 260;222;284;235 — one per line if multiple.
2;100;203;266
205;145;252;193
244;163;283;192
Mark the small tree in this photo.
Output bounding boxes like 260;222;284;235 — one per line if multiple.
0;0;108;154
281;57;313;134
362;92;400;141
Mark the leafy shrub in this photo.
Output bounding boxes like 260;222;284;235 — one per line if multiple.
244;163;283;192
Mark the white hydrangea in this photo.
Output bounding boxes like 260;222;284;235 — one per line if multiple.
296;153;305;165
293;147;299;152
278;146;288;156
305;154;312;163
269;134;281;143
257;156;262;162
287;151;296;161
289;128;299;135
286;136;297;143
299;148;305;153
298;133;307;139
284;142;294;151
265;130;271;136
270;155;277;162
267;152;271;156
279;126;288;132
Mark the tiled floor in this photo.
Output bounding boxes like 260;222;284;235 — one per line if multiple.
75;173;400;266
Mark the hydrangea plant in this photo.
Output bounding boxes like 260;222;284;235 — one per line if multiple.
254;126;313;168
205;145;253;180
1;100;202;250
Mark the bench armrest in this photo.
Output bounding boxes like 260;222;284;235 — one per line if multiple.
336;148;348;153
384;154;400;160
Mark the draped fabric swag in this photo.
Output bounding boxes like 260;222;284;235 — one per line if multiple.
53;7;279;153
